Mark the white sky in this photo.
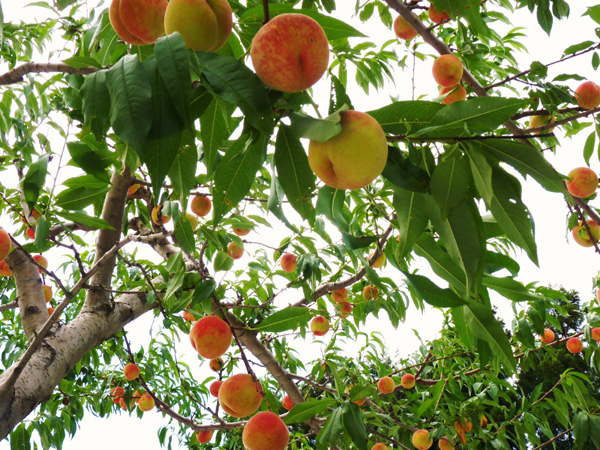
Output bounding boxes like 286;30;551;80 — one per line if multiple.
1;0;599;449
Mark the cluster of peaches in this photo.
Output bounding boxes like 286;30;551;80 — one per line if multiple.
540;327;600;354
110;363;156;411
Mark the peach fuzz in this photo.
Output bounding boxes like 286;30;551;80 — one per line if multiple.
218;373;263;418
336;301;352;318
152;204;171;225
110;0;167;45
572;220;600;247
432;54;463;88
138;393;155;411
310;315;329;336
372;444;388;450
439;85;467;105
191;195;212;217
196;430;213;444
282;394;294;411
43;285;52;303
308;110;388;190
377;376;395;394
412;429;433;450
567;337;583;353
189;315;232;359
110;0;150;45
575;80;600;109
227;241;244;260
251;13;329;93
209;357;224;372
592;327;600;342
280;253;297;273
429;4;449;23
33;255;48;274
393;15;418;40
331;287;348;303
363;285;379;301
401;373;415;389
209;380;223;397
0;261;12;277
566;167;598;198
439;436;454;450
123;363;140;381
0;229;9;262
242;411;290;450
540;328;555;343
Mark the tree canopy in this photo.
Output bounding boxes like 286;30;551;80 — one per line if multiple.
2;0;600;449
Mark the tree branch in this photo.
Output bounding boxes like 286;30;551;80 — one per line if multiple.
0;62;98;86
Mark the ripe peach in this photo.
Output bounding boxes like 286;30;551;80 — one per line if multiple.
47;307;55;316
336;301;352;319
189;315;232;359
363;285;379;301
191;195;212;217
218;373;264;418
428;4;449;23
575;81;600;109
280;253;297;273
196;430;213;444
566;167;598;198
123;363;140;381
128;178;141;195
151;204;171;225
111;386;125;403
242;411;290;450
540;328;555;343
308;110;388;190
310;315;330;336
119;397;128;410
110;0;167;45
439;85;467;105
26;227;35;240
138;393;155;411
0;229;10;262
572;220;600;247
592;327;600;342
209;357;224;372
401;373;415;389
31;210;42;221
438;436;454;450
43;285;52;303
412;429;433;450
33;255;48;274
331;288;348;303
165;0;232;51
133;391;142;404
372;444;388;450
432;54;463;88
353;397;365;407
232;227;250;236
185;212;199;232
250;13;329;93
0;261;12;277
377;376;395;394
227;242;244;260
183;305;196;322
393;15;418;40
567;337;583;353
282;394;294;411
529;115;555;134
369;251;386;269
209;380;223;397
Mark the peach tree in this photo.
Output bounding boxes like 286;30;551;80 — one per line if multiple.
2;0;600;449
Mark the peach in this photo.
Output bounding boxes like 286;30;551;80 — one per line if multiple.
123;363;140;381
439;85;467;105
567;337;583;353
412;429;433;450
242;411;290;450
592;327;600;342
429;4;449;23
336;301;352;319
119;397;128;410
401;373;415;389
165;0;232;51
26;227;35;240
393;15;418;40
363;285;379;301
189;315;232;359
280;253;297;273
196;430;213;444
47;307;55;316
432;54;463;88
152;204;171;225
209;380;223;397
282;394;294;411
250;13;329;93
183;306;196;322
575;81;600;109
111;386;125;403
218;374;264;418
566;167;598;198
369;251;386;269
31;210;42;221
138;393;155;411
310;315;329;336
572;220;600;247
185;212;199;232
0;261;12;277
133;391;142;404
0;229;10;262
191;195;212;217
33;255;48;274
529;115;555;134
110;0;167;45
43;285;52;303
377;376;395;394
353;397;365;407
540;328;555;343
438;436;454;450
227;242;244;260
331;288;348;303
209;357;224;372
233;227;250;236
308;110;388;190
372;444;388;450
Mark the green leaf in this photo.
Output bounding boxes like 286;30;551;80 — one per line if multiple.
485;251;520;276
393;188;428;257
430;156;470;218
267;175;297;232
574;411;591;449
168;146;198;210
200;96;229;175
80;71;111;141
284;399;337;424
288;111;342;143
342;402;367;450
537;1;553;34
467;147;494;204
33;215;50;252
404;272;467;307
213;251;234;272
564;41;595;56
105;55;152;155
22;155;48;209
190;85;213;121
316;186;349;233
254;307;312;332
414;234;467;296
341;232;378;250
54;211;114;230
67;141;115;183
174;215;195;253
318;406;344;445
464;302;516;373
63;174;109;190
213;134;267;224
348;385;377;402
63;56;103;69
368;100;444;135
452;305;474;350
55;186;111;210
584;131;596;166
516;318;536;348
275;125;316;221
382;147;430;193
482;276;541;302
192;280;216;305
